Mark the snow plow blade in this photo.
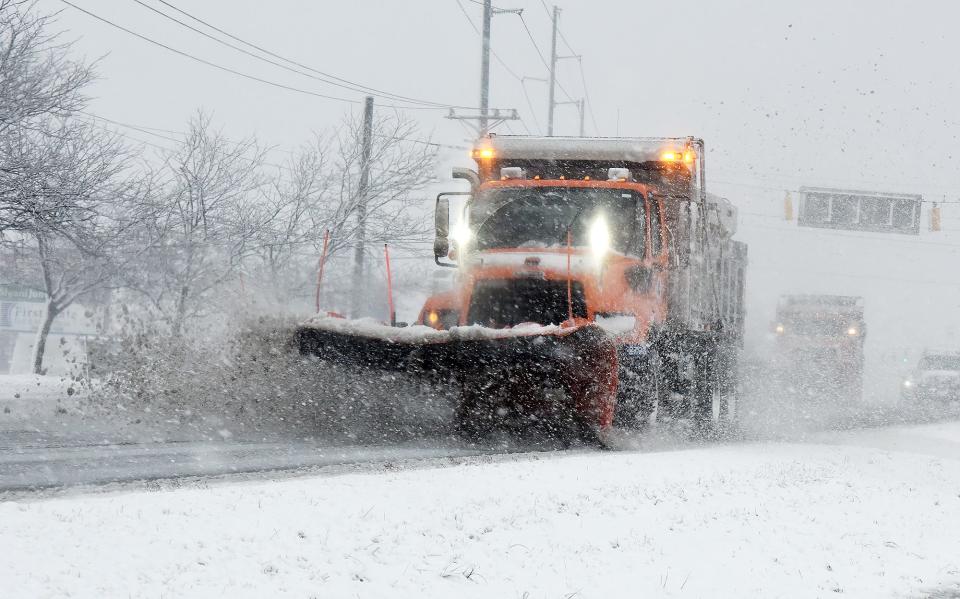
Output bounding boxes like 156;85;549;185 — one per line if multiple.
295;318;619;443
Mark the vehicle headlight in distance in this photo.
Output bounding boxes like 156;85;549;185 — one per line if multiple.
902;380;913;388
589;214;610;262
775;323;785;334
847;326;859;336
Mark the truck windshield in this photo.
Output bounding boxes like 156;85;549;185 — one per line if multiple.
471;187;644;255
780;317;852;336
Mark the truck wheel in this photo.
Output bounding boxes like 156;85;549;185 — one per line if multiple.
613;350;661;429
691;355;717;437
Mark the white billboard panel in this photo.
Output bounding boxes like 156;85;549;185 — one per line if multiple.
0;301;99;336
798;187;922;235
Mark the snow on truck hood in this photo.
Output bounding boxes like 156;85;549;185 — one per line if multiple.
466;249;624;273
300;315;562;343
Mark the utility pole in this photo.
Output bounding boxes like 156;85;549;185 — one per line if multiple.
546;5;559;136
451;2;523;137
479;0;492;135
578;98;585;137
351;95;374;317
545;7;580;136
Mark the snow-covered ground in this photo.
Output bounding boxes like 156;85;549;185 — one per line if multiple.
2;421;959;598
0;374;84;422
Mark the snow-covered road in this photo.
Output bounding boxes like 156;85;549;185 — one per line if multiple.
2;420;959;598
1;376;956;494
0;437;498;492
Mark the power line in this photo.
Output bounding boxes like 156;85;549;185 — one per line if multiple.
713;165;960;199
94;107;954;201
520;78;543;134
529;1;596;134
144;0;475;109
513;116;534;135
59;0;462;111
372;134;468;151
78;111;184;145
749;263;960;288
537;0;554;21
562;41;599;135
453;0;524;82
547;1;579;58
737;216;960;249
712;178;960;204
517;13;550;70
79;111;469;156
516;12;575;104
131;0;436;106
464;0;506;9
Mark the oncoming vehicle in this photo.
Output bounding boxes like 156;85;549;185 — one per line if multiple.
901;351;960;403
772;295;866;401
298;135;748;444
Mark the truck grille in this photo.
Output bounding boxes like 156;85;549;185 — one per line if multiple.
467;279;586;328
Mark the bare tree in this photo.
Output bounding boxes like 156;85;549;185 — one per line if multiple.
1;0;96;233
245;138;330;304
244;110;438;311
0;0;93;134
129;111;266;336
0;117;153;373
326;109;437;251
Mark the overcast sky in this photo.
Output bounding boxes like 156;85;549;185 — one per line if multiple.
38;0;960;194
41;0;960;382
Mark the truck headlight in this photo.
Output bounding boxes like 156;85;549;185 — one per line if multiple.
847;326;858;336
451;221;471;249
589;215;610;262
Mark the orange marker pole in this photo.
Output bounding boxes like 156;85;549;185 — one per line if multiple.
566;228;574;322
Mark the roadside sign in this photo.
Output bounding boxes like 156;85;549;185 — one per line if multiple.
0;299;99;336
0;284;46;303
798;187;922;235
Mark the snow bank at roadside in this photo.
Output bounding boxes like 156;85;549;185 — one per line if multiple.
2;423;959;598
0;374;84;419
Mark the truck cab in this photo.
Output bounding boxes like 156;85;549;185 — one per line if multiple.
420;174;669;345
419;136;704;341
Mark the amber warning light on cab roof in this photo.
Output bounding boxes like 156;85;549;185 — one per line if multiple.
660;150;696;164
473;147;495;160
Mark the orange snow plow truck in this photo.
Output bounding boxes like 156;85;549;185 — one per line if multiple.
297;135;747;444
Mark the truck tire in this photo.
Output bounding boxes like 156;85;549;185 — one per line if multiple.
691;348;718;437
716;343;739;427
613;348;661;429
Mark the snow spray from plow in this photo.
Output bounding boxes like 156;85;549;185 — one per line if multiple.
297;318;619;445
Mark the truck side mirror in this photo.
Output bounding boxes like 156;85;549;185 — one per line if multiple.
434;197;450;259
433;190;471;268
